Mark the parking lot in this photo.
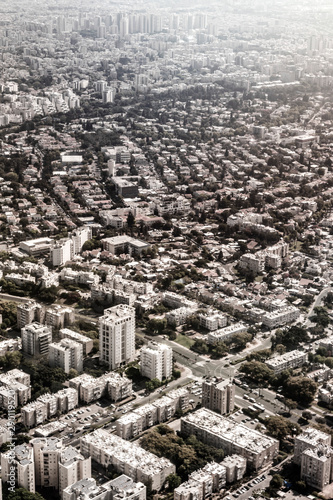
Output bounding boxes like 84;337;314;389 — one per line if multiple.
224;473;270;500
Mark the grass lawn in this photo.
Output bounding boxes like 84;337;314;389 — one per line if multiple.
175;334;195;349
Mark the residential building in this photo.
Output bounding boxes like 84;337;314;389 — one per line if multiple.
63;476;146;500
301;444;333;490
140;341;172;381
294;428;331;465
45;305;75;330
80;430;175;491
52;239;73;267
202;378;235;415
17;300;45;329
49;338;83;373
99;305;136;370
261;306;300;329
1;443;35;492
0;337;21;356
265;350;307;373
116;389;189;440
207;323;247;345
69;372;132;404
181;408;278;470
199;311;227;331
21;322;52;356
59;328;93;355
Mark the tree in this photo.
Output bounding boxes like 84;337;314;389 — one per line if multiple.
302;410;313;421
270;474;283;490
127;212;135;228
146;318;167;336
240;361;274;386
166;473;182;490
284;376;318;406
232;332;252;350
266;415;300;441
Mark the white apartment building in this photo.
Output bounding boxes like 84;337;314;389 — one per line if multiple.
239;253;265;274
49;338;83;373
181;409;279;470
51;227;92;267
207;323;247;345
162;291;197;310
221;455;247;483
199;311;227;331
140;341;172;381
0;337;21;356
294;428;331;465
166;307;195;326
0;369;31;409
63;476;146;500
202;378;235;415
99;305;136;370
59;447;92;497
60;328;93;355
116;389;189;440
52;239;73;267
69;373;132;404
301;444;333;490
21;387;78;427
262;306;300;329
319;335;333;356
80;430;175;492
1;443;35;492
21;322;52;356
17;301;61;330
266;350;308;373
45;305;75;330
31;438;91;494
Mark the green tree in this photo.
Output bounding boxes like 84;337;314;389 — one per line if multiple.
146;318;167;336
270;474;283;490
166;473;182;490
127;212;135;228
284;376;318;406
240;361;274;386
266;415;300;441
232;332;252;350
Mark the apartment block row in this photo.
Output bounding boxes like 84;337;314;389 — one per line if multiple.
116;387;189;440
265;350;308;373
51;226;92;267
21;387;78;428
69;372;132;404
181;408;279;471
261;306;300;329
174;457;247;500
239;241;289;274
17;300;75;330
207;323;247;345
0;369;31;409
1;437;91;497
163;291;198;310
80;429;175;491
63;476;146;500
59;268;100;288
